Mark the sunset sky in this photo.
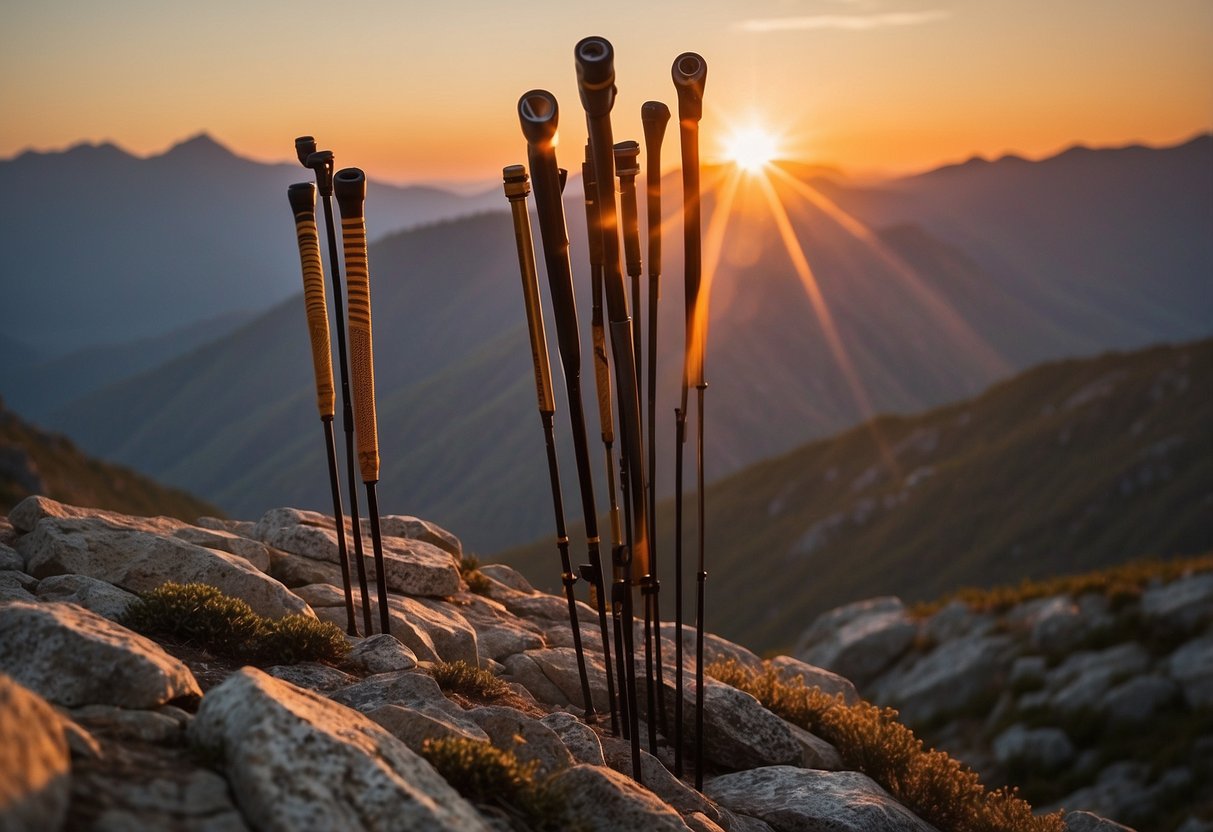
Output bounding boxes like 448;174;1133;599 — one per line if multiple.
2;0;1210;185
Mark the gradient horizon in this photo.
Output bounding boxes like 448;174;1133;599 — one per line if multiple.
3;0;1210;185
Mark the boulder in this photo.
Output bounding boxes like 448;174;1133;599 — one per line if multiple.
795;599;918;686
66;704;185;744
0;674;71;832
264;663;357;694
540;712;606;766
924;600;993;643
545;764;692;832
16;517;312;620
0;601;200;708
189;668;490;831
872;633;1011;725
768;655;860;704
454;593;546;663
466;706;574;777
786;722;846;770
1048;643;1152;714
705;766;936;832
34;574;138;621
661;622;765;674
1099;675;1178;723
1064;810;1136;831
346;634;418;674
0;542;22;571
509;647;612;715
992;724;1075;769
365;703;490;753
171;526;271;573
1141;573;1213;633
477;563;535;593
378;514;462;558
600;736;722;823
329;670;471;729
8;495;182;536
1167;636;1213;708
0;571;37;603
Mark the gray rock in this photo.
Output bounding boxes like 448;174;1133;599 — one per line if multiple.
195;516;257;537
16;517;312;620
600;736;721;823
1167;635;1213;708
467;706;574;777
992;724;1075;769
261;524;461;597
172;526;271;573
477;563;535;592
316;595;478;665
509;647;612;715
924;599;993;643
0;601;200;708
34;574;138;621
786;721;846;770
662;622;765;674
67;704;184;744
717;810;778;832
1064;810;1136;831
0;570;37;602
796;598;918;686
378;514;462;558
768;655;860;704
685;813;728;832
872;633;1011;725
1049;643;1152;714
0;542;22;571
1031;596;1108;654
1009;655;1048;688
264;663;358;694
1176;819;1213;832
1099;675;1177;723
189;667;491;831
501;652;578;708
541;711;606;766
290;581;355;608
347;634;418;674
705;766;937;832
329;670;468;724
365;703;490;753
661;676;803;771
1142;573;1213;633
268;549;348;589
8;495;185;535
0;673;71;832
545;764;692;832
455;593;546;662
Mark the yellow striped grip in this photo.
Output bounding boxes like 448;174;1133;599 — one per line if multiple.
287;184;335;418
592;322;614;442
341;215;379;482
333;168;379;484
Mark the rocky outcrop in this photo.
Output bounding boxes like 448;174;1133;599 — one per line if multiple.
1;499;1144;832
190;668;491;832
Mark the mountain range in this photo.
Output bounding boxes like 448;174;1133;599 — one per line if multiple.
7;134;1212;556
502;336;1213;653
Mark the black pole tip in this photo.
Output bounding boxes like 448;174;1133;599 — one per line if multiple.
333;167;366;219
518;89;560;147
287;181;316;214
672;52;707;123
642;101;672;149
295;136;317;167
613;141;640;177
575;36;616;116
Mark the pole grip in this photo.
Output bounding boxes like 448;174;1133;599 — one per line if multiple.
503;165;557;415
334;167;379;483
641;101;670;275
287;182;335;419
614;141;642;279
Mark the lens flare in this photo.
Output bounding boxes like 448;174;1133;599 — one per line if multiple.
723;125;779;173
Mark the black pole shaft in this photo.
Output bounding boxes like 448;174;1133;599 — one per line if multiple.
317;183;374;636
365;483;391;634
322;417;358;634
695;385;707;789
674;409;685;776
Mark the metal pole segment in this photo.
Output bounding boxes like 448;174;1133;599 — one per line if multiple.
671;50;708;790
333;166;391;636
673;408;685;776
517;92;619;733
286;181;359;636
297;139;374;635
503;164;597;723
641;100;671;739
613;140;658;755
576;35;649;783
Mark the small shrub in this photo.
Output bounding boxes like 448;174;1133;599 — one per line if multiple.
123;582;348;666
431;660;511;700
459;555;493;596
709;659;1065;832
420;737;563;831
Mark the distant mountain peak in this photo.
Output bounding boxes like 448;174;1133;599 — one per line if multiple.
158;132;235;161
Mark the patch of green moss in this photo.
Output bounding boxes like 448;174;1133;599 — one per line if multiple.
431;660;511;701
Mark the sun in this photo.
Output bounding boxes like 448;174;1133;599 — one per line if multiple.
723;125;780;173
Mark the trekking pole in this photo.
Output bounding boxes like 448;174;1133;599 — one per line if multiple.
286;181;359;636
641;100;671;740
333;167;391;636
296;138;374;635
672;51;708;790
518;90;620;733
575;35;650;782
503;164;597;722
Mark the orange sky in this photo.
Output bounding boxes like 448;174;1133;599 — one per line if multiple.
2;0;1210;184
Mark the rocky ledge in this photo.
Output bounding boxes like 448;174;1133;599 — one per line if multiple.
1;496;1139;831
